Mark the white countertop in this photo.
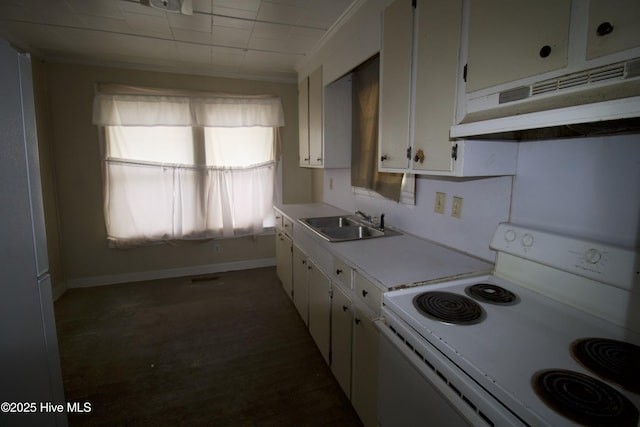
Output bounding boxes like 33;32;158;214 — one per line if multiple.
276;203;493;290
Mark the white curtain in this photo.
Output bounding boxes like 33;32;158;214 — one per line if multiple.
93;92;285;127
93;86;283;247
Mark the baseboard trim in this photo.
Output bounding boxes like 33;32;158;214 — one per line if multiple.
66;258;276;289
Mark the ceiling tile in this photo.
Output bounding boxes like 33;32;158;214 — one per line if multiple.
78;16;130;34
65;0;123;20
257;2;305;25
193;0;213;14
243;49;298;71
172;28;213;44
212;15;255;31
212;0;261;12
168;12;211;32
212;26;251;47
297;0;353;29
175;41;211;64
121;11;172;36
251;21;291;41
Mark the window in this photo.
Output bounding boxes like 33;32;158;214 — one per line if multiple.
93;86;284;247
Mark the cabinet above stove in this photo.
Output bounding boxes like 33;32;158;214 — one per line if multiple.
452;0;640;140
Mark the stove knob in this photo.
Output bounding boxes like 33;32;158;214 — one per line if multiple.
504;229;516;242
521;233;534;247
585;248;602;264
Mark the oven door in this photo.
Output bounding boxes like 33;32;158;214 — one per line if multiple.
376;309;526;427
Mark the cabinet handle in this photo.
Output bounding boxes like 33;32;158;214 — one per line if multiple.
336;269;342;275
317;157;322;161
539;45;551;58
302;260;306;265
380;155;388;162
355;318;361;325
596;22;614;36
362;290;368;297
342;305;348;312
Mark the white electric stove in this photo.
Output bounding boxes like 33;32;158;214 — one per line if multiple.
378;223;640;427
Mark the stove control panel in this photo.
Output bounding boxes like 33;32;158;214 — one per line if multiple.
490;223;638;291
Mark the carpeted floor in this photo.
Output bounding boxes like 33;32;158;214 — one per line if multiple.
54;267;363;426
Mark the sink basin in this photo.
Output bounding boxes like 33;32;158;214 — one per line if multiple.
301;216;358;228
298;215;401;242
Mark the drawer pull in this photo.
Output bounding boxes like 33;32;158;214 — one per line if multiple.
336;269;342;275
342;305;348;312
362;290;368;297
355;318;361;325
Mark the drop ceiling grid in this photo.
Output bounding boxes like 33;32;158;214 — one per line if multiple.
0;0;356;80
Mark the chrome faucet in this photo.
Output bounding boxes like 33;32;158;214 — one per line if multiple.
355;210;371;222
355;210;385;231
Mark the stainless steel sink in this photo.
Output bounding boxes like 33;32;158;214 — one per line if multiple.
298;215;401;242
300;216;358;228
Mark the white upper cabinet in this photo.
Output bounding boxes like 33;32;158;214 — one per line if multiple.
465;0;571;93
299;67;322;167
586;0;640;60
379;0;517;177
454;0;640;137
299;67;351;169
378;0;413;170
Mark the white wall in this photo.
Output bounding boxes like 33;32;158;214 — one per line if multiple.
510;134;640;248
323;169;513;261
323;133;640;264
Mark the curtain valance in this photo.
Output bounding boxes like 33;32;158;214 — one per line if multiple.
92;86;285;127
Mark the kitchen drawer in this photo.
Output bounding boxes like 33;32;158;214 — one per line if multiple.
274;210;284;228
283;217;294;237
333;256;352;289
354;271;382;315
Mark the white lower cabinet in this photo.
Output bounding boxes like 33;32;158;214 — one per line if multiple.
292;244;309;325
274;212;381;427
330;285;353;399
275;227;292;300
351;306;380;427
308;259;332;364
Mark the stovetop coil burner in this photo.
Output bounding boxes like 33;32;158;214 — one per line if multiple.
533;369;639;426
465;283;519;305
413;291;485;325
572;338;640;394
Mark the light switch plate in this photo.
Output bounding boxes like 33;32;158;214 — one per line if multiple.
451;196;463;218
435;192;446;214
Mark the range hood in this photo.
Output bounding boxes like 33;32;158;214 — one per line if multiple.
451;58;640;140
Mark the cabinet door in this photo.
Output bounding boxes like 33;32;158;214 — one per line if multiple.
351;307;380;427
298;77;310;166
292;244;309;325
586;0;640;60
308;260;331;364
379;0;412;170
308;67;323;167
412;0;461;172
330;285;352;399
275;230;293;300
466;0;571;93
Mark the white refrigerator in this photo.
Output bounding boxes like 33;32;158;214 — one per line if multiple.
0;39;67;426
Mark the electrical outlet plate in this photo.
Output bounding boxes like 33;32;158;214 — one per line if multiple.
451;196;463;218
435;192;446;214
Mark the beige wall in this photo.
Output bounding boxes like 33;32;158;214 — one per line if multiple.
41;62;311;285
